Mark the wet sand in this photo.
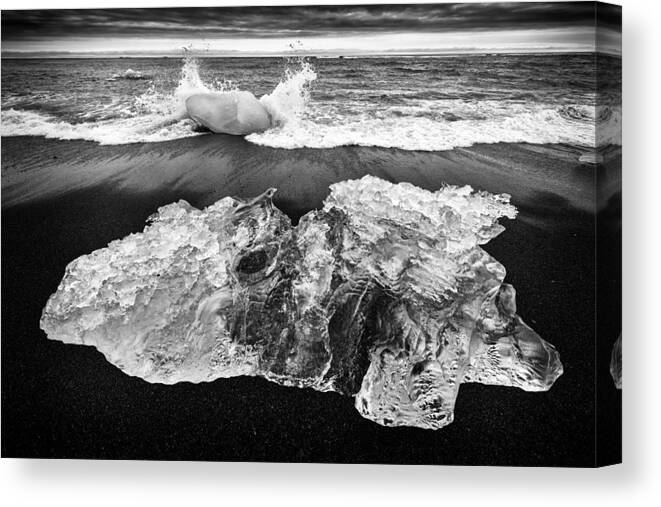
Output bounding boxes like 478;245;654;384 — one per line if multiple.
2;134;601;215
1;134;621;465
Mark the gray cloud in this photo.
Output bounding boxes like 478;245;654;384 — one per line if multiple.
1;3;621;41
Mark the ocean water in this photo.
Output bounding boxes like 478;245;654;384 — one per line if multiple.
1;53;621;150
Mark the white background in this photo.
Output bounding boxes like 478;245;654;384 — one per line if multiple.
1;0;659;505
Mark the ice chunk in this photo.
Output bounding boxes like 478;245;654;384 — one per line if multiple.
41;176;563;429
611;333;622;389
185;91;271;135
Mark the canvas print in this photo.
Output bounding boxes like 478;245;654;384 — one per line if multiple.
1;2;621;466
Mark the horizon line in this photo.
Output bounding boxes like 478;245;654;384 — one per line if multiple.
1;49;621;59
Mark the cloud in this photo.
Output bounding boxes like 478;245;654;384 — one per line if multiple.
2;3;620;42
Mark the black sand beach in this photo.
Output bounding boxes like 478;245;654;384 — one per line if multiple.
1;135;621;465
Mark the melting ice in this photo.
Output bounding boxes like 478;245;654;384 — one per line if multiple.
611;333;622;389
41;176;563;429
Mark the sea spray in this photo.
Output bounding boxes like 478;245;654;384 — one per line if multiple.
171;53;237;114
259;58;317;127
134;53;236;120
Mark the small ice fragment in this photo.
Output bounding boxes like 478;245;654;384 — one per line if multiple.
611;333;622;389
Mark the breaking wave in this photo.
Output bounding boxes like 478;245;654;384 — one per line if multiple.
1;54;316;146
248;103;621;150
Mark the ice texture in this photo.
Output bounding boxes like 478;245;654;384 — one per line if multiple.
41;176;563;429
611;333;622;389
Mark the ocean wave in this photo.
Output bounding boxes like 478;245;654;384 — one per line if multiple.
1;55;621;150
1;56;229;145
247;104;622;151
0;108;202;144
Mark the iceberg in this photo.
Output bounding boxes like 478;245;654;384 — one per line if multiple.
40;176;563;430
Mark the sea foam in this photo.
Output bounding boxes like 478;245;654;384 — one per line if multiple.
247;104;621;150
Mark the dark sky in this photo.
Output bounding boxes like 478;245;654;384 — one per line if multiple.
1;3;622;56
